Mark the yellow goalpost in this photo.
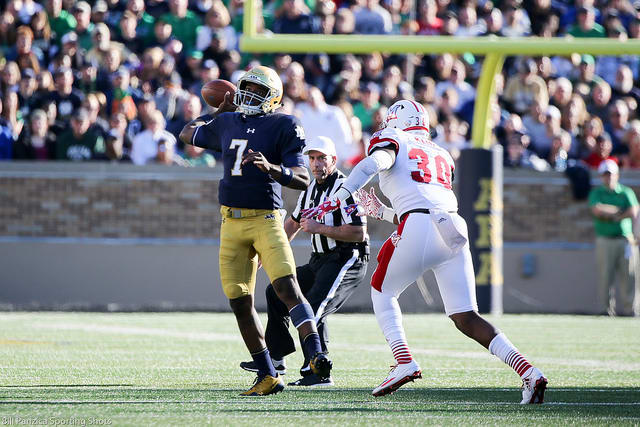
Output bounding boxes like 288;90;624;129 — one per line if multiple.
239;0;640;149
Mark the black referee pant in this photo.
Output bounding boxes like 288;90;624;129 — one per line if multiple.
265;248;367;362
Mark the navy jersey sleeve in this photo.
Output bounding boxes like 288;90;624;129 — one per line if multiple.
192;115;222;152
279;115;306;168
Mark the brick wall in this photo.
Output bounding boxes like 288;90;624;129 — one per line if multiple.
2;163;639;242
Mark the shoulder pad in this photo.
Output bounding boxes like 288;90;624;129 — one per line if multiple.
367;128;401;156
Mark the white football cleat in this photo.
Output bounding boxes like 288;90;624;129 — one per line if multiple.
520;367;548;404
372;360;422;397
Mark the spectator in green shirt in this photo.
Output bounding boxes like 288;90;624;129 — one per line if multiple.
567;6;605;38
588;159;640;316
161;0;201;51
353;82;381;133
55;108;104;161
46;0;76;44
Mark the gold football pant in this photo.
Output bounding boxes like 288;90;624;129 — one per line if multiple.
219;206;296;299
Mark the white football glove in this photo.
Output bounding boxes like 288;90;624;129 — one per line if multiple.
355;188;395;223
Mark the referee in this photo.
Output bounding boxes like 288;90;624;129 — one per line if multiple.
240;136;369;386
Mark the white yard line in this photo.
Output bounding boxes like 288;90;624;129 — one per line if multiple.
0;400;638;407
32;322;640;371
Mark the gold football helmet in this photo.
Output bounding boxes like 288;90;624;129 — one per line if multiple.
234;66;283;115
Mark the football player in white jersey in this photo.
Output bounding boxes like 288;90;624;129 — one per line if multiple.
301;100;547;403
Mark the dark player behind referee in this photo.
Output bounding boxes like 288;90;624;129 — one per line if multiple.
241;136;369;386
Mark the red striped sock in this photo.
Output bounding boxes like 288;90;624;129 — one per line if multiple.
505;350;533;377
390;340;413;364
489;333;534;378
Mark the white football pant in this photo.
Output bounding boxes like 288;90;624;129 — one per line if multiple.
371;212;478;316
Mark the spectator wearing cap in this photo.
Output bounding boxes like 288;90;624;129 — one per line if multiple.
55;108;104;161
571;54;602;90
353;0;392;35
91;0;109;25
17;68;38;118
51;67;84;123
109;67;138;121
86;23;122;70
297;86;355;166
353;82;381;133
177;49;204;88
45;0;76;44
75;59;98;95
71;1;94;51
13;109;56;160
503;58;549;115
568;6;605;38
161;0;201;51
60;31;88;71
197;0;237;51
503;128;548;170
589;159;640;317
131;109;176;165
189;58;219;106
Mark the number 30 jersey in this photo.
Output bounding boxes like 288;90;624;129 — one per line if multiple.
368;127;458;216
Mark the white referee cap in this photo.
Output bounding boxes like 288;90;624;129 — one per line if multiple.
303;136;337;157
598;159;619;175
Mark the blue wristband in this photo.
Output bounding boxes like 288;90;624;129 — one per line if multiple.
277;166;294;186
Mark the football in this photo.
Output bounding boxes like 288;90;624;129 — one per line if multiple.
201;79;237;108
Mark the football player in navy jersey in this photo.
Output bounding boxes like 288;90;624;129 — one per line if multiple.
180;66;332;396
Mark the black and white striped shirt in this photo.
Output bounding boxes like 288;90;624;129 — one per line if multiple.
292;170;368;254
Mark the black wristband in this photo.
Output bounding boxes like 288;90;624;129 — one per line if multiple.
277;166;294;186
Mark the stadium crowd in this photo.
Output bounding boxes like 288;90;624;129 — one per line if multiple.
0;0;639;171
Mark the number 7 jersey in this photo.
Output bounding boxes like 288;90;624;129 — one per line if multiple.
368;127;458;215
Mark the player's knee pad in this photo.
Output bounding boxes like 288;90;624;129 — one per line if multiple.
289;303;315;328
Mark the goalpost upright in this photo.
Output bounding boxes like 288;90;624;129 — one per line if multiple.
239;0;640;313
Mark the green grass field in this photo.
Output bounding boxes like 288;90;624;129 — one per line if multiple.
0;312;638;426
